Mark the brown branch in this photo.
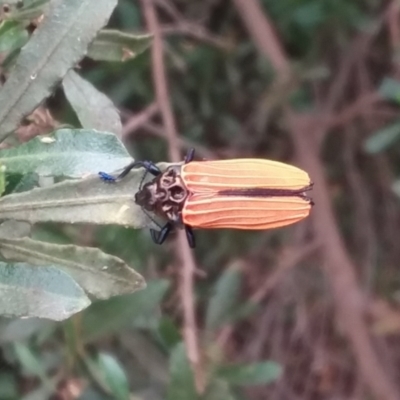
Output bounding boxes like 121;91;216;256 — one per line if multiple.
143;122;215;159
343;126;377;291
232;0;290;74
154;0;183;21
140;0;204;392
142;0;179;162
326;92;382;129
232;0;399;399
250;241;320;303
323;33;375;115
122;102;159;138
387;0;400;51
161;23;230;49
288;113;399;400
155;0;230;48
216;241;320;350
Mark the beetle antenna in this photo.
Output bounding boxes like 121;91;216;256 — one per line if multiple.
184;148;195;164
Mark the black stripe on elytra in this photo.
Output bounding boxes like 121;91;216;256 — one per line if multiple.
218;187;312;201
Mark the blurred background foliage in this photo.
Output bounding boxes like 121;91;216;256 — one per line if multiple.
1;0;400;399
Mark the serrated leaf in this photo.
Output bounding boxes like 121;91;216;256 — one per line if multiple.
0;0;118;141
364;122;400;153
0;237;145;299
0;129;131;178
63;71;122;135
81;279;170;342
0;162;171;228
88;29;152;62
167;342;197;400
205;267;242;332
218;361;282;386
0;262;91;320
98;353;129;400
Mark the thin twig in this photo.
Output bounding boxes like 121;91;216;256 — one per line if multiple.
250;241;320;303
156;0;230;49
140;0;204;392
143;122;215;159
122;102;159;138
216;241;319;350
162;23;230;49
326;92;382;129
343;126;377;292
288;112;399;400
142;0;179;162
232;0;290;74
232;0;399;398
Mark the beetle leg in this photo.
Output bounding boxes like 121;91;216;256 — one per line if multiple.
99;161;161;182
184;148;195;164
150;222;173;245
184;225;196;248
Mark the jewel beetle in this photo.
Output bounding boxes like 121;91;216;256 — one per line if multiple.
99;149;313;248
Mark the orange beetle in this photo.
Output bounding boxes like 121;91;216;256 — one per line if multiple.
99;149;313;248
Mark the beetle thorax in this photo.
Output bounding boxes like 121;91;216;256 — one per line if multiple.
135;166;189;223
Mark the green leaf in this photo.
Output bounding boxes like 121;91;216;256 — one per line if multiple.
98;353;130;400
391;179;400;198
118;332;169;385
167;342;198;400
0;163;5;195
0;129;131;178
203;379;236;400
6;0;50;22
0;237;145;299
379;78;400;103
0;220;31;238
157;316;182;350
0;0;118;141
13;343;48;381
14;342;58;397
0;162;170;228
205;267;242;332
363;122;400;153
20;383;56;400
0;317;54;344
62;71;122;135
218;361;282;387
8;172;39;193
0;20;28;55
0;372;17;398
81;279;170;342
228;301;258;322
87;29;152;62
0;262;90;320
